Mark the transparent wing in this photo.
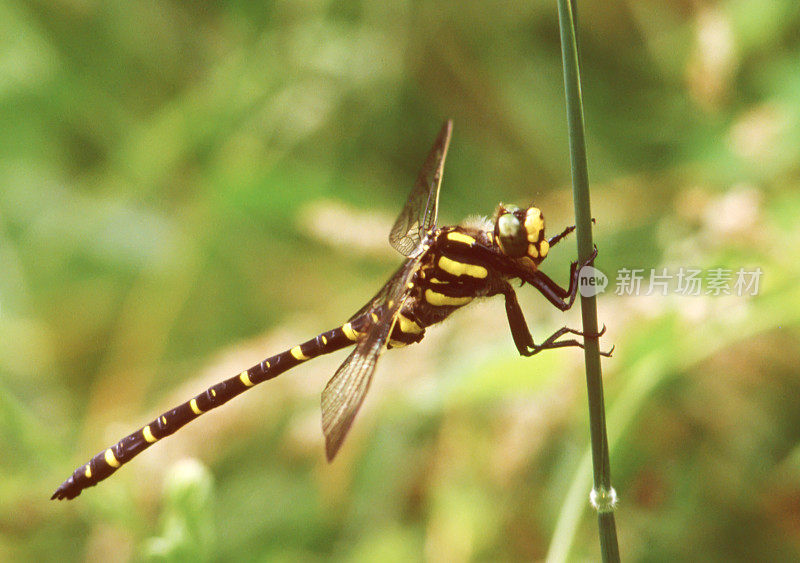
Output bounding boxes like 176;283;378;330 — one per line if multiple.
389;120;453;257
322;258;419;460
320;329;387;461
347;260;414;322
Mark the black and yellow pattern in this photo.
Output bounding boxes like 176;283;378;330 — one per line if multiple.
53;120;607;500
52;319;369;500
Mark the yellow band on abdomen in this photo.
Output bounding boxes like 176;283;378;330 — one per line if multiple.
291;346;309;361
143;425;157;443
239;370;254;387
104;449;120;468
342;322;359;341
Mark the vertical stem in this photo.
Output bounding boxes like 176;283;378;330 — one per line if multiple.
556;1;620;561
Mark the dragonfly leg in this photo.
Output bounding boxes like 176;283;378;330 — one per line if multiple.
526;245;598;310
546;218;596;248
547;225;575;248
521;325;614;357
499;281;612;357
499;283;535;354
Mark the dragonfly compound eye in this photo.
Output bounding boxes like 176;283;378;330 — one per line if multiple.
497;212;528;257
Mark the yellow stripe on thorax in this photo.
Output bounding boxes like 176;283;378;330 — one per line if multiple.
437;255;488;279
446;231;476;245
425;289;473;307
397;313;424;335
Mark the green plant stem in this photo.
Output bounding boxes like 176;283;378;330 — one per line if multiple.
555;1;620;561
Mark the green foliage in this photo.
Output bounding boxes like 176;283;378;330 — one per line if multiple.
143;460;214;562
3;1;800;561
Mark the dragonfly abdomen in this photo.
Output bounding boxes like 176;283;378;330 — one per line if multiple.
51;320;366;500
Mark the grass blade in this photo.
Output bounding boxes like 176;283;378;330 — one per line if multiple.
551;1;620;561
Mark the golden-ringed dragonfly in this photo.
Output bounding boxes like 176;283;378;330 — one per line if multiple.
52;120;609;500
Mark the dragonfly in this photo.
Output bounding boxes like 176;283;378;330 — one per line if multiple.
52;120;608;500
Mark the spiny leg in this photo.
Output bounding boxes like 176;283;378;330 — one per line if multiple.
499;281;612;357
547;218;595;248
522;325;614;357
548;225;575;248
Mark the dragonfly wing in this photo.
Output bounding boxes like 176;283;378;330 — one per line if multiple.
389;120;453;257
321;330;385;460
347;259;414;322
322;258;419;459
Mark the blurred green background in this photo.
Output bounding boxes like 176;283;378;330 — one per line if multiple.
2;1;800;561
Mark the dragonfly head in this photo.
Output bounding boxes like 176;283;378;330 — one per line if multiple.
494;204;549;265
